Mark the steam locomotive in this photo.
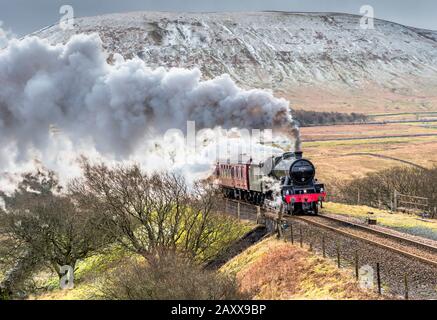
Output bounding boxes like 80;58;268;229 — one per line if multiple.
215;151;326;215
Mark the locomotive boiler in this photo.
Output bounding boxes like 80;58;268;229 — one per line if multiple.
215;151;326;215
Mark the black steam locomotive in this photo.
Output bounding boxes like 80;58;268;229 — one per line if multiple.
216;151;326;215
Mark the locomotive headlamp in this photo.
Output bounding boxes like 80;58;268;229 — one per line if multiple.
304;189;307;193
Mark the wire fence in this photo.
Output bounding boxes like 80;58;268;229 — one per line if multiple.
223;199;260;223
221;199;437;300
328;190;437;219
284;220;437;300
277;220;425;299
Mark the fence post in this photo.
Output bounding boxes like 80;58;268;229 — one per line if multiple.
404;274;409;300
299;227;303;248
290;223;294;244
393;190;398;211
256;206;261;224
322;236;326;258
225;199;229;214
276;204;283;239
355;251;359;280
357;189;360;205
376;263;382;295
277;219;283;239
237;202;241;221
336;241;341;268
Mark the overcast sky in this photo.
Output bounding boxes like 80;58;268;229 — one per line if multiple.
1;0;436;36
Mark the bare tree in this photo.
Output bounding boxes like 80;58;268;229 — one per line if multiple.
0;170;113;288
70;161;243;262
335;166;437;211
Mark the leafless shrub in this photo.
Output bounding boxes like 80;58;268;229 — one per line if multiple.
0;163;248;299
100;250;248;300
294;110;368;126
335;166;437;211
70;160;245;262
0;169;113;298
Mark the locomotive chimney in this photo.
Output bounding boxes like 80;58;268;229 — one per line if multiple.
295;151;303;159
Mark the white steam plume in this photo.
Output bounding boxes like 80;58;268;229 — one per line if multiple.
0;33;299;188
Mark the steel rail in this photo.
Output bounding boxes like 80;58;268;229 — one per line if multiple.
313;214;437;253
293;215;437;269
224;198;437;268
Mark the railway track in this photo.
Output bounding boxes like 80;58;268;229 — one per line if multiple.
225;200;437;299
226;199;437;268
291;214;437;268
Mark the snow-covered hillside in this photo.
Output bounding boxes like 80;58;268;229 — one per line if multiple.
31;11;437;113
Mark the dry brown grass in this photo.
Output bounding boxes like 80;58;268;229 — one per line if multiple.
276;81;437;184
222;238;382;300
278;85;437;115
301;123;437;141
298;123;437;183
323;203;437;240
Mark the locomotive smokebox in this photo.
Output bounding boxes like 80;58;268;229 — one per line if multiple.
295;151;303;159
